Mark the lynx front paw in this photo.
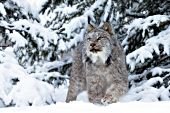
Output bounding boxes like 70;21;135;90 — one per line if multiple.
101;94;118;105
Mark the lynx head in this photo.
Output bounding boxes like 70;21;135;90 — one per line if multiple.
84;22;114;64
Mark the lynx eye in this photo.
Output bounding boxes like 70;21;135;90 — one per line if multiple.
87;37;91;40
86;36;90;40
97;36;104;41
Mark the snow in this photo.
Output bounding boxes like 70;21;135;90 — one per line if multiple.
0;53;169;111
0;101;170;113
124;15;170;38
1;47;169;110
122;76;163;102
122;15;170;46
0;47;18;64
126;45;154;71
151;67;167;76
0;3;6;16
11;0;47;18
102;0;112;23
0;47;169;109
125;16;170;71
1;0;170;112
58;39;67;51
146;25;170;55
39;0;109;51
0;19;58;49
0;47;57;107
9;31;28;48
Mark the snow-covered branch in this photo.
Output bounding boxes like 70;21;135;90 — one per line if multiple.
126;25;170;72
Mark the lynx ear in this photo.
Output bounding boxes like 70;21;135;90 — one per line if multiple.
101;22;113;35
87;24;95;33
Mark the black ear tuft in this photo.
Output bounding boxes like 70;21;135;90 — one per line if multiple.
87;16;95;33
88;16;91;24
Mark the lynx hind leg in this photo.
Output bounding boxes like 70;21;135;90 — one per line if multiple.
66;76;78;102
101;83;128;105
66;75;86;103
66;43;86;102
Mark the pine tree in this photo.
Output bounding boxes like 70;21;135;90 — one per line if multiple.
0;0;69;87
122;0;170;101
0;0;130;93
1;0;170;105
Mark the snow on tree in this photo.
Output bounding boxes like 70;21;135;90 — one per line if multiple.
0;0;170;108
123;2;170;101
0;47;57;107
0;0;123;87
0;0;123;107
0;0;70;88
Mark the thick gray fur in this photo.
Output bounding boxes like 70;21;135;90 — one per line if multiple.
66;23;128;105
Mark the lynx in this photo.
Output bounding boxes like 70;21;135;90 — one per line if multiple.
66;22;128;105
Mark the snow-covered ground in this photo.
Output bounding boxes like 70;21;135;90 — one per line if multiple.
1;0;170;112
0;101;169;113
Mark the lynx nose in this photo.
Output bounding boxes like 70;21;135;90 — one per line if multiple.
90;43;96;47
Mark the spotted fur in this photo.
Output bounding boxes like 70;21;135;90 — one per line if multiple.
66;23;128;105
